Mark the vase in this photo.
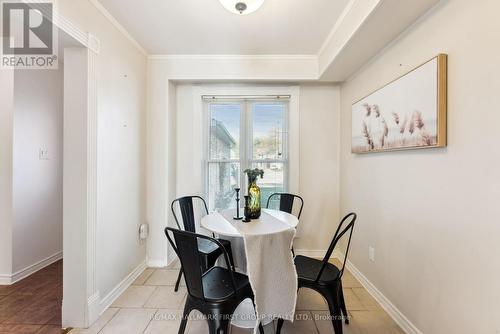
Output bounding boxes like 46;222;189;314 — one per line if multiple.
247;177;261;219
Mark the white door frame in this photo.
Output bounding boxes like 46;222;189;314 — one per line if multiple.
48;13;101;328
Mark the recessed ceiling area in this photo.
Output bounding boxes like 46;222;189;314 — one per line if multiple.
97;0;350;55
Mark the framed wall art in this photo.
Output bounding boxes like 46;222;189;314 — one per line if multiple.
352;54;447;153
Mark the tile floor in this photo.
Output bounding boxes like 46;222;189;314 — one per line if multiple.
0;260;63;334
70;259;403;334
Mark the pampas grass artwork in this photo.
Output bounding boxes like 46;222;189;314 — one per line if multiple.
352;54;447;153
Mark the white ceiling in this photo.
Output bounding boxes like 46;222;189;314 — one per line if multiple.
97;0;350;55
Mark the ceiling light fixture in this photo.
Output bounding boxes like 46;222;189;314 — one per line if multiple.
219;0;265;15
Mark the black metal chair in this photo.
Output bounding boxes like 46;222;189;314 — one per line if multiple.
266;193;304;219
165;227;264;334
266;192;304;256
171;196;235;292
277;213;357;334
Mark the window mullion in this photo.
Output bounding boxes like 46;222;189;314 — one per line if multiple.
240;101;246;189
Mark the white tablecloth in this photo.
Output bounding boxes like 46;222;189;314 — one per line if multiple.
201;208;298;330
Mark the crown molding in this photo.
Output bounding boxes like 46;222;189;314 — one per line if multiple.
317;0;357;56
148;54;318;61
88;0;147;56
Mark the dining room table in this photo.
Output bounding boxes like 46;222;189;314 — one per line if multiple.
201;207;299;329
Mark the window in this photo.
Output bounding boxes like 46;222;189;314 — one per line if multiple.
206;99;288;211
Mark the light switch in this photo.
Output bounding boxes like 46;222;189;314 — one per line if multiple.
39;147;49;160
369;246;375;262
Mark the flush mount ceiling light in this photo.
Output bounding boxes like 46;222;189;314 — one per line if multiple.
219;0;265;15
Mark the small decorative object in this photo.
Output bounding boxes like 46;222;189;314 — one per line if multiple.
244;168;264;219
242;195;251;223
233;188;243;220
352;54;447;153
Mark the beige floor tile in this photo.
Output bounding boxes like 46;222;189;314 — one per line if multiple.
312;310;338;334
351;288;380;311
343;289;365;311
296;288;329;311
312;310;354;334
144;286;187;309
143;309;182;334
100;308;156;334
86;258;402;334
69;308;119;334
348;310;404;334
185;310;209;334
166;259;181;270
341;271;363;288
328;258;343;267
111;285;156;308
133;268;155;285
279;311;318;334
145;269;181;286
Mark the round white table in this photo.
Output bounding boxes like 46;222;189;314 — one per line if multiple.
201;208;298;328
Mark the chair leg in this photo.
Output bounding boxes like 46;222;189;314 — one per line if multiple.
174;269;183;292
208;318;231;334
323;287;343;334
276;318;285;334
338;281;349;324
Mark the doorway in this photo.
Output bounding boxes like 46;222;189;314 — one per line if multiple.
0;24;98;331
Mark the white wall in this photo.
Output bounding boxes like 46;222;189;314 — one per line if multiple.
146;57;323;266
0;70;14;283
58;0;147;305
12;69;63;274
296;84;340;251
339;0;500;333
171;83;340;252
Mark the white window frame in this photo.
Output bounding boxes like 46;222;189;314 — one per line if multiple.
195;85;300;211
205;99;289;210
247;100;289;194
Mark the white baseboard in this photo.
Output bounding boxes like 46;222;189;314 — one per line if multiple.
146;258;169;268
295;249;328;258
98;260;147;314
0;274;12;285
87;292;101;326
340;255;423;334
0;251;63;285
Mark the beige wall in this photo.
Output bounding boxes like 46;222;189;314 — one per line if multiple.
59;0;148;300
339;0;500;333
296;84;340;251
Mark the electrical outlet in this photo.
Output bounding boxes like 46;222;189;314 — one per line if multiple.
369;246;375;262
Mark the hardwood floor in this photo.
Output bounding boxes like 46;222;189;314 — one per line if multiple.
70;259;403;334
0;260;63;334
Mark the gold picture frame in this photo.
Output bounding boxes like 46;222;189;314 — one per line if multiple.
351;54;447;153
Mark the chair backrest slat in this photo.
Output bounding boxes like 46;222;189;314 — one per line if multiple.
266;193;304;219
164;227;205;299
316;213;357;282
171;196;209;232
164;227;238;301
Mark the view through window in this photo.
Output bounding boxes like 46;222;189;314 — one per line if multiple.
207;99;288;211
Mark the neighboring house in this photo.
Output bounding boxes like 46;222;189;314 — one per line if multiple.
209;119;237;209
